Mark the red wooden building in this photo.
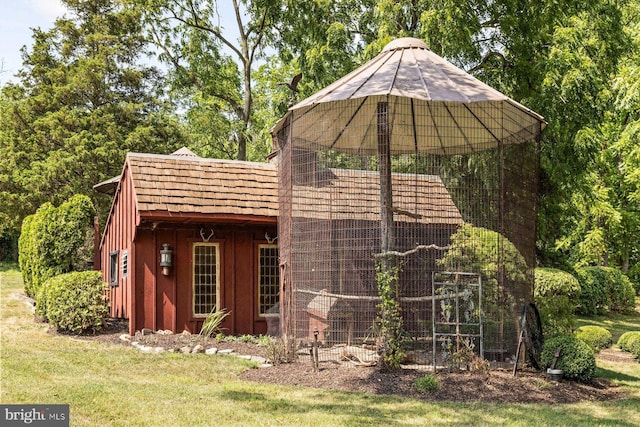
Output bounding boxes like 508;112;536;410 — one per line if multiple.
96;149;279;336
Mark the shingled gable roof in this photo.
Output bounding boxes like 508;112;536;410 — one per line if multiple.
100;150;462;229
126;152;279;222
293;169;463;225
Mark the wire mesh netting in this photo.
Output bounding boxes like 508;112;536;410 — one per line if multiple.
276;100;540;369
273;38;544;369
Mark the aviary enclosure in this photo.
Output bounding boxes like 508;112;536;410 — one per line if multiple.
273;38;545;368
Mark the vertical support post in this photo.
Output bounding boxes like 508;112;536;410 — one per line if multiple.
313;327;319;371
377;101;394;258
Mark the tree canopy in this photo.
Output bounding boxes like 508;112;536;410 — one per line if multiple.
1;0;639;272
0;0;183;249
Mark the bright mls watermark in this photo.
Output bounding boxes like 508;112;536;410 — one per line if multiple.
1;405;69;426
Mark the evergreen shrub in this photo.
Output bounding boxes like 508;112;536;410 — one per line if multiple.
534;268;580;335
541;335;596;382
617;331;640;359
574;267;635;315
617;331;640;351
574;325;612;353
37;271;109;333
18;195;95;298
628;263;640;295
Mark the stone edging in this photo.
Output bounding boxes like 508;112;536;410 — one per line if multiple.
119;331;272;368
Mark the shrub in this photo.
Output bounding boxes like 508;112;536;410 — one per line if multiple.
38;271;109;333
438;224;529;351
534;268;580;335
19;195;96;298
574;326;612;353
628;263;640;295
605;269;636;313
574;267;635;315
630;338;640;360
574;267;607;315
617;331;640;352
414;374;439;392
618;333;640;360
541;335;596;383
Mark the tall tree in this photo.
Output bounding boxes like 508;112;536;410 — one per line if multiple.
131;0;281;161
0;0;183;251
277;0;633;270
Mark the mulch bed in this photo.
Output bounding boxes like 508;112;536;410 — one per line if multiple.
66;318;631;404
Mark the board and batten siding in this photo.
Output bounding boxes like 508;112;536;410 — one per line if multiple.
100;163;136;333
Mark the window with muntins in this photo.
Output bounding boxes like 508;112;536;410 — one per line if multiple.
258;244;279;316
193;243;220;317
109;251;119;287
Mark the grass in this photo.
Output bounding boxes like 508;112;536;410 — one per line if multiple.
575;298;640;343
2;264;640;426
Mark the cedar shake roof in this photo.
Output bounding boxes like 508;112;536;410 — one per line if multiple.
292;169;463;224
126;153;279;220
101;151;462;226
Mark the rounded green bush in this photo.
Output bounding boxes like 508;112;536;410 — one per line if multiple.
574;326;612;353
541;335;596;383
39;271;109;333
617;331;640;351
574;267;636;315
630;338;640;360
534;268;580;335
618;332;640;360
628;263;640;295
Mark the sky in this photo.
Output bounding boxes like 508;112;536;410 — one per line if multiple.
0;0;68;85
0;0;247;87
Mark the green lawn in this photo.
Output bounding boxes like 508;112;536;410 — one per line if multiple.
575;299;640;343
2;265;639;426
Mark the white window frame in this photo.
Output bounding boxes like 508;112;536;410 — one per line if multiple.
192;242;220;318
109;250;119;287
258;244;279;317
121;250;128;279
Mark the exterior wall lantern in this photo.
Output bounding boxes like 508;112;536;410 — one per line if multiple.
160;243;173;276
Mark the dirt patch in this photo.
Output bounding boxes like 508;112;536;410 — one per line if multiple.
240;362;620;403
596;348;637;364
66;319;634;404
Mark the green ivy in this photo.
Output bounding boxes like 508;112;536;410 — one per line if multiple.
376;260;405;370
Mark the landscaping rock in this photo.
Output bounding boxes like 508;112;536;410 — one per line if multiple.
119;334;131;342
180;346;192;354
236;354;252;360
157;329;173;335
251;356;267;364
217;349;234;355
192;344;204;354
205;348;218;355
141;328;154;336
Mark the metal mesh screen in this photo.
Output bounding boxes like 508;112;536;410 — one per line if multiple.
277;99;540;369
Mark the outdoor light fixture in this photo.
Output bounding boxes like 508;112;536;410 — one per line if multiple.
160;243;173;276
